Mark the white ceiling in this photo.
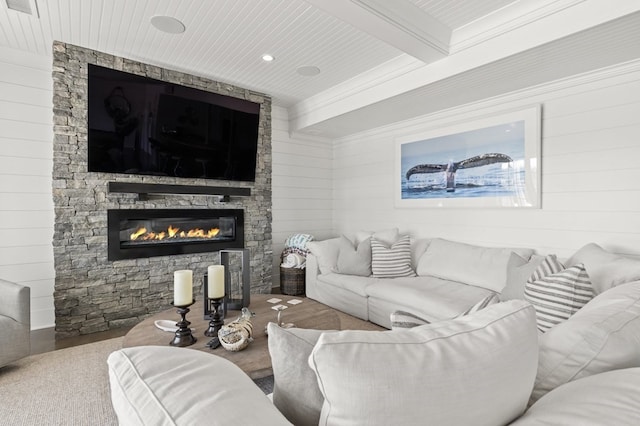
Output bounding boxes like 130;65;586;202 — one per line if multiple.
2;0;640;138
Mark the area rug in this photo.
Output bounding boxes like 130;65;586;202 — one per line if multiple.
0;337;275;425
0;337;123;426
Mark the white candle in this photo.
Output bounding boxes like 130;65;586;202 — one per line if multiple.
208;265;225;299
174;270;193;306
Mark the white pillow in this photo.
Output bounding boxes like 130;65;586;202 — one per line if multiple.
515;368;640;426
335;236;372;276
309;301;539;426
306;238;340;275
566;243;640;294
354;227;399;246
416;238;534;292
501;253;545;301
530;281;640;404
371;235;415;278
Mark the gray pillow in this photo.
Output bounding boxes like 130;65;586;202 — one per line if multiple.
501;253;545;301
267;323;327;426
336;236;372;276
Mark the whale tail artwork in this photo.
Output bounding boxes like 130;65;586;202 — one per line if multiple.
405;153;513;192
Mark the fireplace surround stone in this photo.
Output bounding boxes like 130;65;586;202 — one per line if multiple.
51;41;272;337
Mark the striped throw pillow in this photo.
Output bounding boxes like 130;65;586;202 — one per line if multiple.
524;259;594;333
390;311;430;330
371;235;416;278
459;293;500;316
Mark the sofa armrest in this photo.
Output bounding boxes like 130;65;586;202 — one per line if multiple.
0;279;30;326
305;254;321;300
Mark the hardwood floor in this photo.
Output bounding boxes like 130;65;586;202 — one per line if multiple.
29;287;283;355
29;326;132;356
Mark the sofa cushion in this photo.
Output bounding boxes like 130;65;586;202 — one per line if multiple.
566;243;640;294
524;256;594;333
501;253;545;301
367;275;495;322
530;281;640;404
309;301;539;426
316;273;376;298
416;238;533;292
335;236;371;276
513;368;640;426
371;235;416;278
267;323;327;426
107;346;291;426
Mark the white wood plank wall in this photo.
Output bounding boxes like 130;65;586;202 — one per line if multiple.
0;46;55;329
332;60;640;259
271;106;333;287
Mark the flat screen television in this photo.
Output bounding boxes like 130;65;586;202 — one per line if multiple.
87;64;260;182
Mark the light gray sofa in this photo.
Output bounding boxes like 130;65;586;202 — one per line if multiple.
306;233;534;327
107;238;640;425
0;278;30;368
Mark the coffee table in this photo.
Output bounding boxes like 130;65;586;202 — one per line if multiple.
123;294;384;379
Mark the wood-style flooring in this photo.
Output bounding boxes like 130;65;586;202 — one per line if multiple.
29;326;132;356
30;286;283;355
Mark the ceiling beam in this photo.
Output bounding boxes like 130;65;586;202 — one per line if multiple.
304;0;451;63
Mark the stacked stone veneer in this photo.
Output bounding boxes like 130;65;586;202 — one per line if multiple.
51;41;272;337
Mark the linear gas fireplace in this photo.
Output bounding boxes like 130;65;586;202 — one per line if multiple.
108;209;244;261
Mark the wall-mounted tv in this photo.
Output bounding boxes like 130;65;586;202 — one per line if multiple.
87;64;260;182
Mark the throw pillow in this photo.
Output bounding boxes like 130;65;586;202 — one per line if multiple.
566;243;640;294
390;310;430;330
390;294;499;330
516;368;640;426
459;293;500;316
524;256;594;333
501;253;545;301
309;301;539;426
335;235;372;276
530;281;640;405
370;234;416;278
267;323;327;426
306;238;340;275
354;227;399;246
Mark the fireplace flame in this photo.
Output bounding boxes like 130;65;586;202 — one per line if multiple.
130;226;220;242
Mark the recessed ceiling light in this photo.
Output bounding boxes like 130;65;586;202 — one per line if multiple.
297;66;321;76
150;16;185;34
262;54;275;62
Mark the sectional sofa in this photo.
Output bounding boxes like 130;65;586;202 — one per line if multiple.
107;232;640;425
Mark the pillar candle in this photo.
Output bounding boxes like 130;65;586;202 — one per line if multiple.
174;270;193;306
208;265;225;299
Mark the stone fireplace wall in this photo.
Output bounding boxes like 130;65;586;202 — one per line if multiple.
51;41;272;337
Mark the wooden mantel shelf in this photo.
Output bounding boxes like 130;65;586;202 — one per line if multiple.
108;182;251;199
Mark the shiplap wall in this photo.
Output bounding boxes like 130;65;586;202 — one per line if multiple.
271;106;333;286
0;46;55;329
333;60;640;259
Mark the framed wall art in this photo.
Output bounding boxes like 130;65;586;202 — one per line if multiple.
395;105;541;209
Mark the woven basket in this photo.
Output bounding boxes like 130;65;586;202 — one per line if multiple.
280;266;305;295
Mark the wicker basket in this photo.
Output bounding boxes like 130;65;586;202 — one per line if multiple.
280;266;305;295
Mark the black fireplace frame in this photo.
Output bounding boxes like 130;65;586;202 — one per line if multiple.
107;209;244;261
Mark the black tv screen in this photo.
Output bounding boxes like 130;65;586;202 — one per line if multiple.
87;64;260;182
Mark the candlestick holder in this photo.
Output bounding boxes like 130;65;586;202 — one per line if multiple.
204;297;225;337
170;300;197;347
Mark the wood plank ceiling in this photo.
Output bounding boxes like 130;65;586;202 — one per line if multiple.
1;0;639;137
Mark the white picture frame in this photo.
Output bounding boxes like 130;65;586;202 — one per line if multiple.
395;105;541;209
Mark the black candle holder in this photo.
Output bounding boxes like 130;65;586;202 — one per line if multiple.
204;297;225;337
170;300;197;347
